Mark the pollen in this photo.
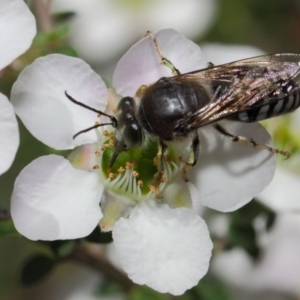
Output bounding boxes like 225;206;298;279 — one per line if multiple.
103;130;109;136
93;165;100;170
108;173;115;180
162;177;168;183
132;171;139;177
178;156;185;163
125;162;134;169
148;184;156;192
117;166;125;174
95;151;101;157
135;84;147;98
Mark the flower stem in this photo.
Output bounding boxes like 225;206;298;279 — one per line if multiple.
32;0;53;32
70;245;135;292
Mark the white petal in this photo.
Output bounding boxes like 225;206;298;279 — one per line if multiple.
113;202;212;295
201;43;264;65
190;121;276;212
0;0;36;69
113;28;207;97
258;167;300;211
0;93;19;175
11;155;104;240
154;28;208;74
11;54;108;150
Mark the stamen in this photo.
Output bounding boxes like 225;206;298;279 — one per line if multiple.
148;185;156;192
108;173;115;180
117;166;125;174
132;171;139;177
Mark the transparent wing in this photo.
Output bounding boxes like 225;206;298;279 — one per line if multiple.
170;53;300;128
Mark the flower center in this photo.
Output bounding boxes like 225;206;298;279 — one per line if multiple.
100;133;183;202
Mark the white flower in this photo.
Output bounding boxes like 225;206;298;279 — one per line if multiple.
212;213;300;296
0;0;36;175
10;29;275;295
51;0;217;65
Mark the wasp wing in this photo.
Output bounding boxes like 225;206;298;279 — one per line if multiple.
171;53;300;129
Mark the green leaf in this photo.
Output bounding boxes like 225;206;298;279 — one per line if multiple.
21;255;55;286
192;275;233;300
85;226;113;244
129;286;168;300
53;11;76;23
229;221;260;259
0;219;20;237
50;240;77;258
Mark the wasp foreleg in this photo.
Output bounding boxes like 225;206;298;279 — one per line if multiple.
153;139;168;190
213;123;290;159
183;131;200;182
145;30;181;76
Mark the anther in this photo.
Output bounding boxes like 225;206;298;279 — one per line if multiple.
126;162;134;169
93;165;99;170
148;185;156;192
108;173;115;180
132;171;139;177
117;166;125;174
178;156;185;163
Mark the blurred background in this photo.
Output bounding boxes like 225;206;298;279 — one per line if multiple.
1;0;300;299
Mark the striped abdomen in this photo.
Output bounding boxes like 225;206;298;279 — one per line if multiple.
233;91;300;123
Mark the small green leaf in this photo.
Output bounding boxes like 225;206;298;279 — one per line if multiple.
53;11;76;23
229;221;260;259
21;255;55;286
0;219;20;237
192;275;233;300
129;286;168;300
85;226;113;244
50;240;77;258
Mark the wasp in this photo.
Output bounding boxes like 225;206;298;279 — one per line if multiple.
65;32;300;185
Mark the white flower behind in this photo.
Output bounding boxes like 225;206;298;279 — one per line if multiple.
0;93;19;175
51;0;217;65
0;0;36;175
10;29;276;294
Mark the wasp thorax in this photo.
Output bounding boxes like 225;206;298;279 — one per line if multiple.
138;77;211;140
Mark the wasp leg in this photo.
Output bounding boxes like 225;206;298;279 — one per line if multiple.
153;139;168;189
183;131;200;182
107;139;126;173
145;31;181;76
213;123;290;159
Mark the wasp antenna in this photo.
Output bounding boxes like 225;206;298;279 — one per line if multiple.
64;91;118;126
73;122;114;139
